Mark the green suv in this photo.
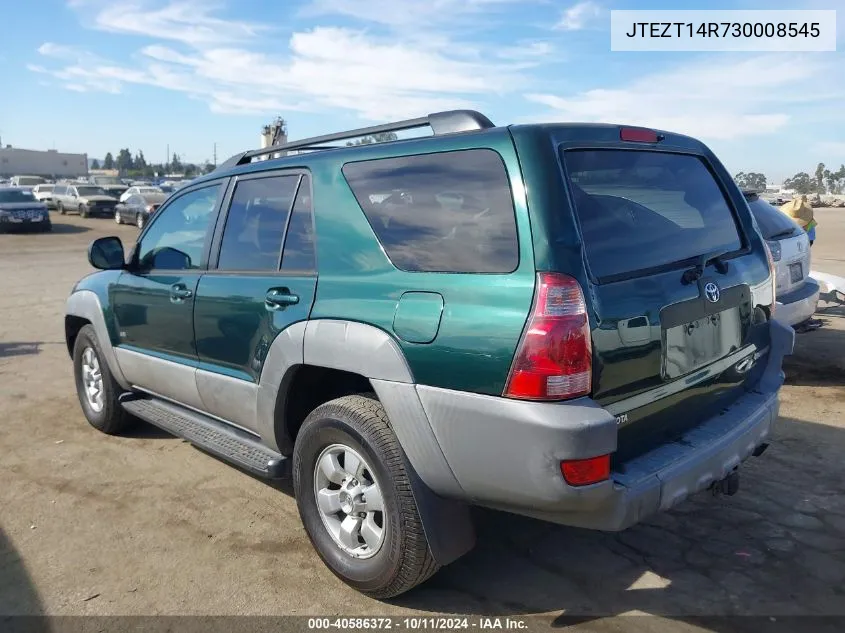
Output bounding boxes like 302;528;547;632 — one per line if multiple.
65;110;794;597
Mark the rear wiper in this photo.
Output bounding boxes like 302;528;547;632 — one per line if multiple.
681;249;730;285
768;229;796;240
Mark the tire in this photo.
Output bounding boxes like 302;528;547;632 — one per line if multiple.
136;214;145;229
72;325;134;435
42;222;52;233
114;210;122;224
293;395;439;599
57;201;65;215
78;204;89;218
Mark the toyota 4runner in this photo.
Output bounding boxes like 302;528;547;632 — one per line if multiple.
65;110;793;598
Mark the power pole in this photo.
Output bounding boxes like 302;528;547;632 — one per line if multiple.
213;142;217;167
166;144;169;170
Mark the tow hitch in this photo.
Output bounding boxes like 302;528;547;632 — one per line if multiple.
711;469;740;496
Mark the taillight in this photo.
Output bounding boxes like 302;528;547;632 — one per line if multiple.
561;455;610;486
503;272;592;401
620;126;660;143
763;242;777;316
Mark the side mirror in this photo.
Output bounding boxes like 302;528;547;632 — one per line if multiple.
88;236;125;270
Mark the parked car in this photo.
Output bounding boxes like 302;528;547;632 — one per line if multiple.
66;111;792;599
744;191;820;327
53;184;119;217
9;175;46;191
119;185;163;203
88;175;128;199
114;191;167;228
0;187;51;232
32;183;57;209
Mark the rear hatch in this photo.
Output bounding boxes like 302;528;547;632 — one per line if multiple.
745;193;811;297
558;135;773;463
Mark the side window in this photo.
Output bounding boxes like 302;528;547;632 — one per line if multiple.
342;149;519;273
128;195;143;206
217;175;299;271
136;184;221;271
281;175;316;272
55;185;66;195
69;187;77;197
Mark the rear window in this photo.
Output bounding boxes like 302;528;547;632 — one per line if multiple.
563;150;743;281
342;149;519;273
0;189;36;203
746;196;800;240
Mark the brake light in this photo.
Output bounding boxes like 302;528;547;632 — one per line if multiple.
561;455;610;486
620;127;660;143
503;273;592;400
763;242;777;316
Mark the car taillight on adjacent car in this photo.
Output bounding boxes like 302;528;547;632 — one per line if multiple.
763;242;777;316
503;272;592;401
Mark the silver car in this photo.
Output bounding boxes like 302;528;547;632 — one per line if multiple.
744;191;819;327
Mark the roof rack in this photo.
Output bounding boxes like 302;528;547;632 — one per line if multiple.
215;109;495;172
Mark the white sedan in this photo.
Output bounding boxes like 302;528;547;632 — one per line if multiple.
119;185;163;203
744;191;820;327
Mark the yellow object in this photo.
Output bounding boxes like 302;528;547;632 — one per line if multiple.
779;195;817;231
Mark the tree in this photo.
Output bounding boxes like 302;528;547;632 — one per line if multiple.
734;172;767;191
134;150;147;170
346;132;399;146
116;148;134;172
91;159;100;170
103;152;114;170
202;162;215;175
783;172;813;194
170;153;182;172
814;162;826;194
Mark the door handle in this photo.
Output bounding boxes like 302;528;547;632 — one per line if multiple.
265;288;299;309
170;284;193;301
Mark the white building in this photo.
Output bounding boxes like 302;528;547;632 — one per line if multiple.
0;146;89;179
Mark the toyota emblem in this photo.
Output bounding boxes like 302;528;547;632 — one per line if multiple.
704;282;721;303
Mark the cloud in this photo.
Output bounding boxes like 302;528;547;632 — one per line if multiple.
556;1;602;31
91;1;268;46
526;54;839;141
32;1;531;120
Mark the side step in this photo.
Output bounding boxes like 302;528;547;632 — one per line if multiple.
121;395;289;479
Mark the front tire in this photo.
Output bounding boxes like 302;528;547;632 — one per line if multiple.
293;395;439;599
114;210;122;224
79;204;89;218
72;325;134;435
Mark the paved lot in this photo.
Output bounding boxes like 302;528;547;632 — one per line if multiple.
1;210;844;630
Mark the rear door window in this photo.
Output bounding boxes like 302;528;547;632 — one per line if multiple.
563;150;743;281
216;174;299;271
342;149;519;273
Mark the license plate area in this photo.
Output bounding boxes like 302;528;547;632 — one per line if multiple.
662;307;742;379
789;262;803;283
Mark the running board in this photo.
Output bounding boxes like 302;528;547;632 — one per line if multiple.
120;395;289;479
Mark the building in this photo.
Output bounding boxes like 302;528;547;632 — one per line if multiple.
0;146;89;179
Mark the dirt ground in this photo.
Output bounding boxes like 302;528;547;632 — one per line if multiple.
1;209;844;631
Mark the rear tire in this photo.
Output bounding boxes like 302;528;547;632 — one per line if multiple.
136;214;145;229
79;204;89;218
114;210;122;224
57;201;65;215
72;325;134;435
293;395;439;599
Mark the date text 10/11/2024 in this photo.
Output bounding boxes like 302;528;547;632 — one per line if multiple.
307;617;529;630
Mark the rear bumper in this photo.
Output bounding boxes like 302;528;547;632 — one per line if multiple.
775;278;820;327
405;319;794;531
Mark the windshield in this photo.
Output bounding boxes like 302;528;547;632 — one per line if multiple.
747;196;800;240
93;176;120;185
0;189;37;203
563;150;743;281
17;177;45;186
76;186;107;197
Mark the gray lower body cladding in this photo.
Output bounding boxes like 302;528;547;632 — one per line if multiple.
377;319;794;531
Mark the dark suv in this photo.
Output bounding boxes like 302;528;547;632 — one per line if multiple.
65;110;793;598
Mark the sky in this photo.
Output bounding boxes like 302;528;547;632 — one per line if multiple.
0;0;843;183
